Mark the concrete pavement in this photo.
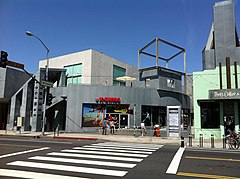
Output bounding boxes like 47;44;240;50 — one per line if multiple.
0;129;231;150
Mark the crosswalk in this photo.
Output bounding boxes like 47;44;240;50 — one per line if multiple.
0;142;163;178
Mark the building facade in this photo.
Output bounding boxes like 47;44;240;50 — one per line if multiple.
0;67;30;130
193;0;240;139
8;49;190;137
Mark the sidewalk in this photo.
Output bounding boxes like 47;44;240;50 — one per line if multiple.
0;130;230;150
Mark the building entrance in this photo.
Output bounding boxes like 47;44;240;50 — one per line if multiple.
224;101;235;134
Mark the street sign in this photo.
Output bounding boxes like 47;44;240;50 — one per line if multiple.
7;60;24;69
41;80;54;87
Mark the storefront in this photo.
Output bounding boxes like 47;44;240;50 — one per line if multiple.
195;89;240;139
60;84;190;135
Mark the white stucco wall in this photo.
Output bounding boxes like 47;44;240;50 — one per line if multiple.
39;49;92;84
39;49;138;86
91;50;137;86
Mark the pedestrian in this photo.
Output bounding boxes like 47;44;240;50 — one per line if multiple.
110;120;115;135
141;121;146;136
102;118;108;135
153;123;160;137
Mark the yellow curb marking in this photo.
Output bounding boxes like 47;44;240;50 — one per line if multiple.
177;172;240;179
185;156;240;162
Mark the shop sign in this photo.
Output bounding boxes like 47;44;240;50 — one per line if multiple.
209;89;240;99
114;109;128;113
96;97;121;104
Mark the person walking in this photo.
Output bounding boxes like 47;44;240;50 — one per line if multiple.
102;118;108;135
110;120;115;135
141;121;146;136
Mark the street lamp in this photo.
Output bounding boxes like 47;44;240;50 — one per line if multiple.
26;31;50;135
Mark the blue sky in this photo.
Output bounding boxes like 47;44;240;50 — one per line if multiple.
0;0;239;74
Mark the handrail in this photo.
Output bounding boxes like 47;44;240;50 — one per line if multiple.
193;127;219;137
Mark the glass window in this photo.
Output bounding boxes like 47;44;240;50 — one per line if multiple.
64;63;82;85
167;79;175;88
200;102;220;129
239;102;240;128
113;65;126;86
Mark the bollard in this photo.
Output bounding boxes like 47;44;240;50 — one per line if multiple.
181;136;184;148
56;124;60;136
211;134;214;148
199;134;203;147
189;133;192;147
223;135;226;148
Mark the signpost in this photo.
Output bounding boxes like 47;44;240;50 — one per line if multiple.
7;60;24;70
41;80;54;87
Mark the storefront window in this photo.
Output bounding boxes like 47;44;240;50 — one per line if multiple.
141;105;167;127
106;104;129;128
181;109;190;129
200;102;220;129
82;104;106;127
239;102;240;128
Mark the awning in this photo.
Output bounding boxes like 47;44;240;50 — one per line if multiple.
197;98;239;106
116;76;136;81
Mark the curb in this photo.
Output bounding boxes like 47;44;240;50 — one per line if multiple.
52;136;98;141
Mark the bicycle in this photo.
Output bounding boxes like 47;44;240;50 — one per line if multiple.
226;130;240;150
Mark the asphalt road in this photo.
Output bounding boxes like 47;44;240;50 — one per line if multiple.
0;136;239;179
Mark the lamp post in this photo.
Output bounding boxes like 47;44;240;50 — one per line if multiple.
26;31;50;135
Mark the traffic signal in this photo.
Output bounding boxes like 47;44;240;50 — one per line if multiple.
46;92;53;106
0;51;8;68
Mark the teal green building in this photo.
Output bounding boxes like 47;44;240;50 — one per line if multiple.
193;1;240;139
193;66;240;139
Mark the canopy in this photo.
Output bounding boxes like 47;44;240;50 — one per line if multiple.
116;76;136;81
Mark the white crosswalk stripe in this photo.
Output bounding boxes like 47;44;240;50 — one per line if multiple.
29;156;136;168
82;145;157;151
102;142;163;149
92;142;162;150
1;142;162;178
61;149;149;158
0;169;89;179
7;161;128;177
47;152;143;162
73;147;153;154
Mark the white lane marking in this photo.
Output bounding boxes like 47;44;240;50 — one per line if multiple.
83;145;156;152
62;149;148;158
92;143;160;149
102;142;163;148
48;152;143;162
166;147;185;174
0;147;50;159
8;161;128;177
0;138;72;144
30;156;136;168
0;169;88;179
73;147;153;154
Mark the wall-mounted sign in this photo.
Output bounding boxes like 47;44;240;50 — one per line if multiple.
209;89;240;99
96;97;121;104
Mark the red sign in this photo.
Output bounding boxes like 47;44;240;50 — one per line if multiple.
96;97;121;103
